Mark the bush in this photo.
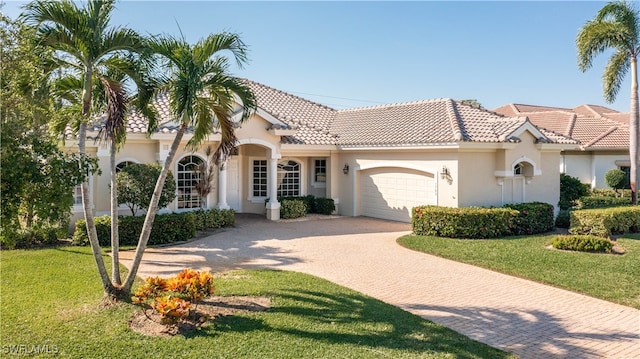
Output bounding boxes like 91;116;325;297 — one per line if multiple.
559;174;590;210
280;199;307;219
315;197;336;215
504;202;555;235
132;269;215;324
555;209;571;228
1;224;64;249
192;208;236;231
605;169;629;194
72;212;204;246
576;196;630;209
569;206;640;237
551;235;613;253
591;188;632;198
412;206;518;239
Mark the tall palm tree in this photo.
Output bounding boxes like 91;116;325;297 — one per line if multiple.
121;33;256;293
578;0;640;205
23;0;148;295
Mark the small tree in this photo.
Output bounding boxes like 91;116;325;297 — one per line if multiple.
559;173;590;209
116;163;176;216
605;169;629;197
194;146;216;209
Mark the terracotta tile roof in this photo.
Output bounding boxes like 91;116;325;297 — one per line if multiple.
69;81;575;148
493;103;630;150
329;99;575;147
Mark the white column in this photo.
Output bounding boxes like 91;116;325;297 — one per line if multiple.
217;162;230;209
266;152;281;220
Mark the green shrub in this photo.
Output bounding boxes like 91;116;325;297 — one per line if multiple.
559;174;590;210
555;209;571;228
280;199;307;219
576;196;631;209
315;197;335;215
1;224;64;249
504;202;554;235
72;216;111;245
569;206;640;237
72;212;202;246
551;235;613;253
412;206;518;239
605;169;629;195
591;188;632;198
192;208;236;230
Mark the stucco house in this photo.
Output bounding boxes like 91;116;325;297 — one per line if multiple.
493;104;632;189
68;80;577;224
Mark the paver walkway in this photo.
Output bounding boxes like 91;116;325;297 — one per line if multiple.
119;215;640;358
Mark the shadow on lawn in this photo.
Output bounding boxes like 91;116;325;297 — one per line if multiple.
191;289;511;358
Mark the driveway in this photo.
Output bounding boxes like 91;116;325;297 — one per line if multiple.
119;214;640;359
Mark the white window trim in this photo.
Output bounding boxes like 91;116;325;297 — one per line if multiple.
175;154;207;210
277;158;304;197
312;158;327;189
248;156;268;203
72;175;94;213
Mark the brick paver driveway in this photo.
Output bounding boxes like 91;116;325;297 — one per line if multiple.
119;214;640;359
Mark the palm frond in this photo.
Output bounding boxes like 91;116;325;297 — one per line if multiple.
96;76;128;148
603;50;631;103
194;32;249;68
577;20;629;71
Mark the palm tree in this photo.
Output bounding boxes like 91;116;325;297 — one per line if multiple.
578;0;640;205
23;0;148;295
121;33;256;293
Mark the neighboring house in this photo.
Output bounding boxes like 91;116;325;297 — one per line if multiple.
67;80;577;224
493;104;632;189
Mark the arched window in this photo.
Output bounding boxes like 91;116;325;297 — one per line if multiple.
514;163;522;176
115;160;136;173
277;160;301;197
177;155;204;209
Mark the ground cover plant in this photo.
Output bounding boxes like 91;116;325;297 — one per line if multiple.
0;247;513;358
398;234;640;309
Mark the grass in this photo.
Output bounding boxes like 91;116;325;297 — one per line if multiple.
0;246;513;358
398;233;640;309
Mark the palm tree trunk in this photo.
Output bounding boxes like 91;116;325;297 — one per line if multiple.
110;139;121;285
80;68;114;293
630;56;639;205
122;122;188;293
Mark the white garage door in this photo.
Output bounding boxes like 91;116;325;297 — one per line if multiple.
360;168;436;222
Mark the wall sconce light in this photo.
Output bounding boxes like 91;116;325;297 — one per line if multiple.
343;163;349;175
440;165;452;184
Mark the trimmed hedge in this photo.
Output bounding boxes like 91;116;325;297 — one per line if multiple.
315;197;336;215
192;209;236;231
504;202;555;235
551;235;613;253
412;206;518;239
72;209;234;246
272;195;336;217
569;206;640;237
0;225;64;250
280;199;307;219
413;202;555;239
590;188;632;198
576;196;631;209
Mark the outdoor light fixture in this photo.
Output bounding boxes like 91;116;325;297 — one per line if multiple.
343;164;349;174
440;165;452;184
440;165;450;179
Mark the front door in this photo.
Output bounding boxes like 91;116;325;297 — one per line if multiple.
226;158;241;211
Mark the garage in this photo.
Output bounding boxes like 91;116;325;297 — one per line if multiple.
359;167;436;222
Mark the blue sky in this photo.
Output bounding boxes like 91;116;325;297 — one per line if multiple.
2;1;631;111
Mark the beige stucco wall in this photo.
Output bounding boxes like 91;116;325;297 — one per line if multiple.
457;150;502;207
561;151;630;188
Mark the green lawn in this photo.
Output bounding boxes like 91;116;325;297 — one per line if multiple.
0;247;513;358
398;233;640;309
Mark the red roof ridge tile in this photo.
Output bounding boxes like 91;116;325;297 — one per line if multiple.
566;114;577;138
337;98;449;113
447;99;464;141
240;78;336;111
